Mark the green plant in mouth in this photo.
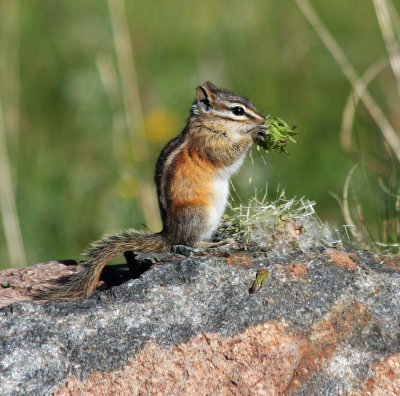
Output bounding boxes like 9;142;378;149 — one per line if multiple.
257;117;299;154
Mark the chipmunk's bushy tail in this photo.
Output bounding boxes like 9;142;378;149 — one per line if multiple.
32;230;169;300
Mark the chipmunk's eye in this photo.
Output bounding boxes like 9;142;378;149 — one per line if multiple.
232;106;245;116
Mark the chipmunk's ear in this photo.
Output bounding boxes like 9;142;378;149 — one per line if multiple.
195;82;217;112
202;81;219;90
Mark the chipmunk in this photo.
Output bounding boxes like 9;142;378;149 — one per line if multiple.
34;81;268;300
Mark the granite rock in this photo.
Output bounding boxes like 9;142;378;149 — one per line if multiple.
0;244;400;395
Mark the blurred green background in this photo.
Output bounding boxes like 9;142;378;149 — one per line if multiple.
0;0;399;269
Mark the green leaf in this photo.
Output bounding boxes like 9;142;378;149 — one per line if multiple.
257;117;300;154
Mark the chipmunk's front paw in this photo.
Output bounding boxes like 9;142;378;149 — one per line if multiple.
252;124;270;144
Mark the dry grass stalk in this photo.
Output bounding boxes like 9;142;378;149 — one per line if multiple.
0;104;26;268
295;0;400;162
373;0;400;98
96;54;125;157
340;164;381;253
107;0;161;231
340;58;388;154
341;165;361;240
0;1;20;143
388;0;400;39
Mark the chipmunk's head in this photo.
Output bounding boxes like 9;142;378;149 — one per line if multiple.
190;81;266;136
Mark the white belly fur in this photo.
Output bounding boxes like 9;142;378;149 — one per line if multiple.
202;155;246;240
